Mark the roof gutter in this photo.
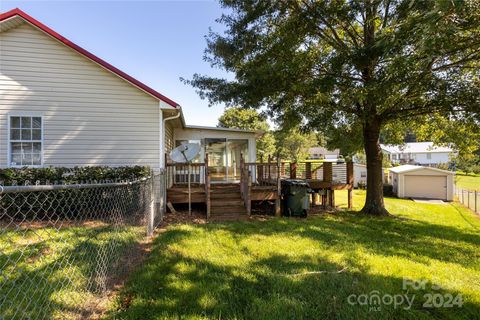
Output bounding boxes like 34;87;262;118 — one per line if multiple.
163;107;182;123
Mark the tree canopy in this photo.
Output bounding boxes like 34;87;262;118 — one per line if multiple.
275;129;317;162
187;0;480;215
217;107;276;157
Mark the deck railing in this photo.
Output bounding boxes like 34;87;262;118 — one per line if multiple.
165;154;353;212
165;162;205;187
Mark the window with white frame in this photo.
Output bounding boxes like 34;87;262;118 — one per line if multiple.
426;153;432;160
9;115;43;167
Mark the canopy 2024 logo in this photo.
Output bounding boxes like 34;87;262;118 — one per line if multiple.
347;278;463;312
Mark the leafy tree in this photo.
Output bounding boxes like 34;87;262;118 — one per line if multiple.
275;129;316;162
218;107;276;158
187;0;480;215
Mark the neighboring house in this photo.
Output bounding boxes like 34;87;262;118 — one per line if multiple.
308;147;340;160
352;163;386;188
381;142;454;167
0;9;259;179
389;165;454;201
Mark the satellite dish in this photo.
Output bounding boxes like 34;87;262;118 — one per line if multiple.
168;142;201;216
170;143;201;163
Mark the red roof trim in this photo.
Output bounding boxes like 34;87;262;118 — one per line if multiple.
0;8;179;108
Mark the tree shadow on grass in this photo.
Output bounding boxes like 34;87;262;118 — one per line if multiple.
0;224;142;319
108;232;480;320
204;213;480;270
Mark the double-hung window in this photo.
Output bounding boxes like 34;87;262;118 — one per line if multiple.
9;115;43;167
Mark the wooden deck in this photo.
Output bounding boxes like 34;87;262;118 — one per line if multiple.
166;156;354;220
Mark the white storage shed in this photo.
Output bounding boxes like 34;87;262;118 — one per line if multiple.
389;165;455;201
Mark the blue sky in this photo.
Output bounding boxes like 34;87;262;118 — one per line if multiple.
1;0;232;126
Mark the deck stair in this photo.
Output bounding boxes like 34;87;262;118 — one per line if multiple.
209;184;248;221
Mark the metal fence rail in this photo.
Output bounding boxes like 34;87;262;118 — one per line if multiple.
455;187;479;214
0;171;165;319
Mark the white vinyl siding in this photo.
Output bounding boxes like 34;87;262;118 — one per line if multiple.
165;123;174;157
0;23;160;168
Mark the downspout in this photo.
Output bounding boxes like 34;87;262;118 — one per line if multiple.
161;107;182;168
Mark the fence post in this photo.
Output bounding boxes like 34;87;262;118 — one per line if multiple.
305;162;312;180
290;162;297;179
268;155;272;181
259;155;264;182
147;174;155;236
323;162;333;207
205;153;210;219
275;156;281;217
347;162;354;209
247;172;252;215
475;191;478;213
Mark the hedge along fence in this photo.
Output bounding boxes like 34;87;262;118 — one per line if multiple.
0;175;159;319
0;166;150;186
0;166;152;221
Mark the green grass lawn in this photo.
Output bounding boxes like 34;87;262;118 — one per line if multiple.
455;173;480;191
0;223;143;319
108;191;480;320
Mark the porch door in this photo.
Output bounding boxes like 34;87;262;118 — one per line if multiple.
227;139;249;181
205;138;227;181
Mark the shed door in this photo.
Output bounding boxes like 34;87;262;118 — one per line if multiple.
404;175;447;200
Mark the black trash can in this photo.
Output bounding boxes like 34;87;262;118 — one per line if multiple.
281;179;311;217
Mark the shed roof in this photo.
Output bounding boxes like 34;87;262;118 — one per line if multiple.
389;165;455;175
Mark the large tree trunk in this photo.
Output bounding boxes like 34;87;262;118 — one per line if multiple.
361;118;390;216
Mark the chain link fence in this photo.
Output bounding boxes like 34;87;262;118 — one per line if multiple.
0;170;165;319
454;187;479;214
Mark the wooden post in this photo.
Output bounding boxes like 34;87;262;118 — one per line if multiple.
275;156;281;217
347;162;353;209
165;153;170;187
259;155;264;182
290;162;297;179
323;162;333;207
247;172;252;215
268;155;272;182
205;153;210;219
240;153;244;198
305;162;312;180
323;162;333;183
281;162;286;177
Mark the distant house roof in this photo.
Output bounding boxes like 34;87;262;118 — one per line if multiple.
380;142;454;154
308;147;340;155
0;8;179;108
389;165;455;175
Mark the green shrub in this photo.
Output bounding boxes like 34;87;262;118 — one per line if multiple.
383;183;394;197
357;181;367;189
0;166;150;186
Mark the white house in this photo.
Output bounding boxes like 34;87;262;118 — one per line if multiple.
308;147;340;160
381;142;454;167
352;163;386;188
0;8;259;180
389;165;455;201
